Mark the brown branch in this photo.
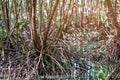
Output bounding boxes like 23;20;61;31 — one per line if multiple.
44;0;60;49
31;0;40;50
5;0;10;33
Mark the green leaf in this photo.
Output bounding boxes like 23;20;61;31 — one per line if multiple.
98;73;106;80
56;16;60;21
72;15;76;21
19;22;25;30
0;28;3;34
77;4;80;7
0;28;7;39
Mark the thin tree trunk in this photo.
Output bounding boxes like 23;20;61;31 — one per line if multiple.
31;0;40;50
5;0;10;34
44;0;60;49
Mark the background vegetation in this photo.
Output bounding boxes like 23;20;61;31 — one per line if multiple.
0;0;120;80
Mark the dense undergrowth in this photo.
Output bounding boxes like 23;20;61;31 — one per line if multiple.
0;0;120;80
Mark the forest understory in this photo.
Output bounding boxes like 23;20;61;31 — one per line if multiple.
0;0;120;80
